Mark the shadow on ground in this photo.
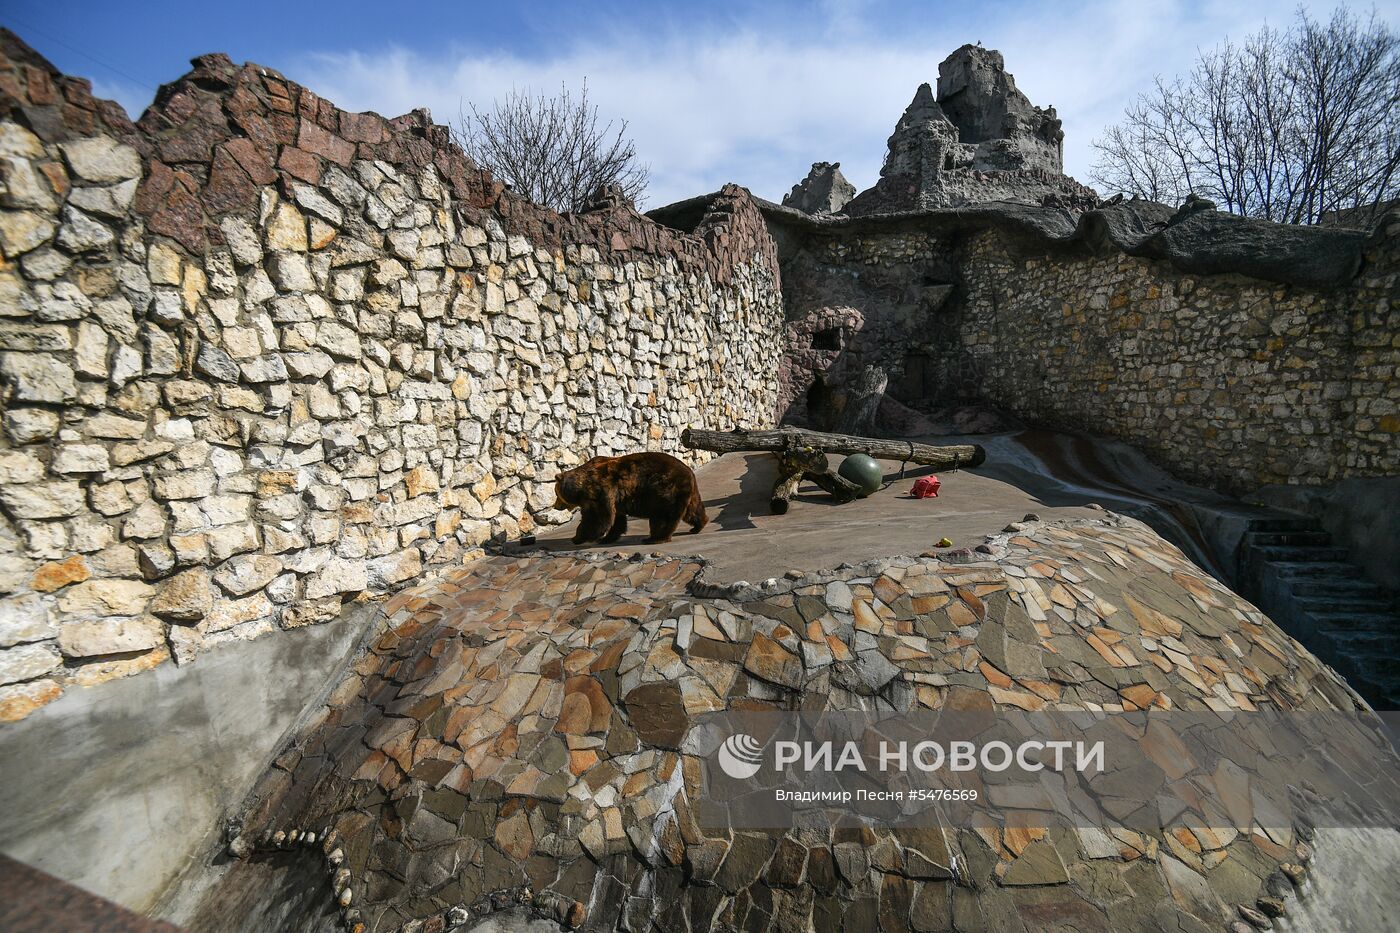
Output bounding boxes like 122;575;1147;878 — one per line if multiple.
533;428;1282;586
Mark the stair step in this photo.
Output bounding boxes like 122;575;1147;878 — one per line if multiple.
1269;561;1365;580
1304;611;1400;634
1245;517;1320;533
1243;530;1332;548
1335;665;1400;698
1295;593;1394;614
1252;545;1352;564
1291;578;1392;600
1315;632;1400;680
1233;510;1398;709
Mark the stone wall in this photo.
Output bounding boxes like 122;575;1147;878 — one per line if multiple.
0;35;783;720
762;205;1398;495
958;224;1398;492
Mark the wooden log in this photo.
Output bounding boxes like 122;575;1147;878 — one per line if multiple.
770;446;860;514
683;427;986;470
771;446;826;515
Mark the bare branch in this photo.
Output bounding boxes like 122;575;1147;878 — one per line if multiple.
1091;4;1399;225
454;80;650;214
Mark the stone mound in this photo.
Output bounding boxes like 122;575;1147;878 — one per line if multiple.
221;516;1395;932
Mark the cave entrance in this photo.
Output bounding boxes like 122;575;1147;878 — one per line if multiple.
805;376;838;431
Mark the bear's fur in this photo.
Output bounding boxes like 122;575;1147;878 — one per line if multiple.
553;452;708;545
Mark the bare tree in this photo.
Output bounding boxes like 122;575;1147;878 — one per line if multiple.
455;81;649;214
1092;5;1400;225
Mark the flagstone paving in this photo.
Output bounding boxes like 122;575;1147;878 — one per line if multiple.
225;514;1398;933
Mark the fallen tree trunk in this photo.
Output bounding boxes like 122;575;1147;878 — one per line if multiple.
683;427;986;470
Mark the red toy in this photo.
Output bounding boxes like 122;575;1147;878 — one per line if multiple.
910;475;941;498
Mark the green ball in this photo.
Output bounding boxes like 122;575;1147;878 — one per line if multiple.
838;453;883;497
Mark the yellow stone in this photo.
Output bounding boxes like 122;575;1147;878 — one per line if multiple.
603;806;624;840
852;599;882;633
471;474;497;503
265;202;308;251
70;646;170;687
0;679;63;722
435;510;460;539
405;466;438;498
257;470;300;497
31;554;90;592
182;263;207;311
309;218;337;250
147;242;182;285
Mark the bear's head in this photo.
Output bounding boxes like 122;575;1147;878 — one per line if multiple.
553;470;583;511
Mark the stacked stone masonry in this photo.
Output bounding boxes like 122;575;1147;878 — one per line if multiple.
960;227;1399;491
773;216;1398;494
0;35;783;718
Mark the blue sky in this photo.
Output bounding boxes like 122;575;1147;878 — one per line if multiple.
5;1;1397;207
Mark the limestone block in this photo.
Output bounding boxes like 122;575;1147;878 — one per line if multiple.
264;203;308;252
0;352;75;403
58;137;142;183
220;216;263;265
0;210;57;258
57;579;155;617
58;615;164;658
201;592;274;635
206;523;260;562
4;408;60;444
154;469;216;501
51;444;111;474
304;557;368;599
122;500;168;539
1;155;58;211
56;205;115;252
1;481;84;519
369;549;422;588
68;178;138;218
213;554;283;597
0;642;61;686
0;594;56;647
268;252;315;292
0;449;43;484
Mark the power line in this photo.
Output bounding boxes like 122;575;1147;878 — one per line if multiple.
2;12;159;91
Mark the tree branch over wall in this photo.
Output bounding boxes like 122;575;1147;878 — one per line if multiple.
1091;5;1399;225
454;81;650;214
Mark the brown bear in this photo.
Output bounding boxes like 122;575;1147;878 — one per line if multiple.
553;452;708;545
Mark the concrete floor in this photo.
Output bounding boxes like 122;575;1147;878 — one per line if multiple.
535;427;1290;585
535;440;1102;582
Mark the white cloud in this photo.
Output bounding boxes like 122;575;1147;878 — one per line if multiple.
89;77;154;124
282;0;1398;208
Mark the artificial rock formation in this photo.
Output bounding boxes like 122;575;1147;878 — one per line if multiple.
756;199;1398;494
781;162;854;215
838;45;1099;215
0;31;782;718
936;44;1064;173
767;44;1104;436
739;70;1395;490
3;25;1400;933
